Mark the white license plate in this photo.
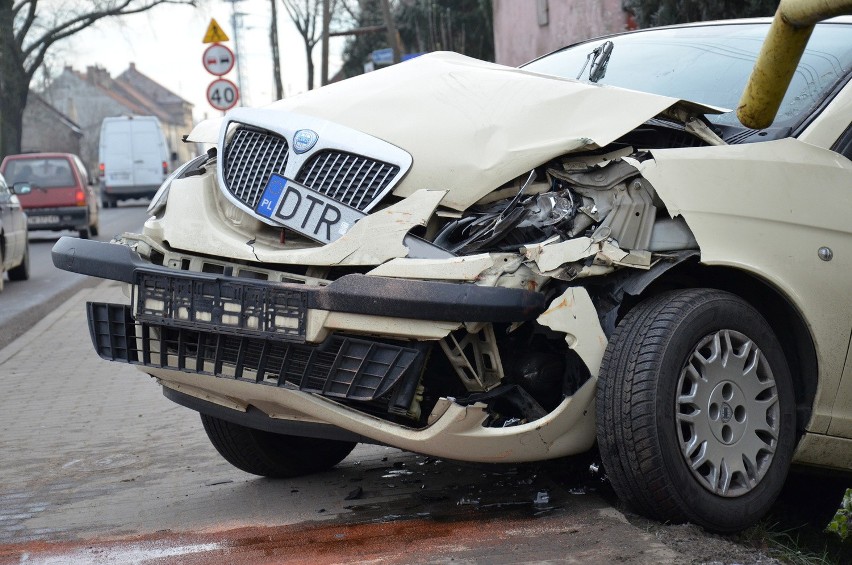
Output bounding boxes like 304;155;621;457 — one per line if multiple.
28;215;60;225
255;175;364;244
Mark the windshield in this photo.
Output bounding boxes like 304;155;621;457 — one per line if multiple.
523;22;852;129
3;158;76;188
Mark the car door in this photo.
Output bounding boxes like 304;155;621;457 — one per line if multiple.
811;103;852;439
0;173;24;268
824;120;852;439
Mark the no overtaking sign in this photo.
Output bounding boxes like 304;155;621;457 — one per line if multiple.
202;43;235;76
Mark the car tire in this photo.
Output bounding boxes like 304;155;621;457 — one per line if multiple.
90;220;99;237
0;248;5;293
8;239;29;281
200;414;357;478
78;227;90;239
596;289;796;533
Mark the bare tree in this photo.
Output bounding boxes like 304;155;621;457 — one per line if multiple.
0;0;195;160
280;0;323;91
281;0;354;90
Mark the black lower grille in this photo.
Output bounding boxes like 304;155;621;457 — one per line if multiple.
87;302;421;402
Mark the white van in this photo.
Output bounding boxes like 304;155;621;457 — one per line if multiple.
98;116;170;208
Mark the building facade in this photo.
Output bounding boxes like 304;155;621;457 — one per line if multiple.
493;0;633;67
41;64;195;177
21;93;83;157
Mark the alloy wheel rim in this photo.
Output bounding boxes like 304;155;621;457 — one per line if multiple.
676;329;779;497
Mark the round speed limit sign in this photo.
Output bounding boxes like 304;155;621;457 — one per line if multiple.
207;78;239;111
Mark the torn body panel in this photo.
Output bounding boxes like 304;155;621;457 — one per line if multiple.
148;365;597;463
537;287;608;377
151;168;448;266
188;52;721;213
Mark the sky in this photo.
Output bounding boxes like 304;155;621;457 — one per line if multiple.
61;0;347;122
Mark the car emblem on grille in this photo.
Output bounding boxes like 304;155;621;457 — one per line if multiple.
293;129;319;154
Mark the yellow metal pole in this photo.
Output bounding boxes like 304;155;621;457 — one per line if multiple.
737;0;852;129
783;0;852;23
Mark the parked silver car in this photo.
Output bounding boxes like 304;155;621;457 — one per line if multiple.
53;16;852;531
0;172;30;291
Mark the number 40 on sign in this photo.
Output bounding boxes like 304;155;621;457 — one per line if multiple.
207;78;239;111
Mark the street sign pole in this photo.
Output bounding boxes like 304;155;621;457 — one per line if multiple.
202;18;239;114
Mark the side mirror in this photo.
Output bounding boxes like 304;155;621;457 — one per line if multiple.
12;182;31;195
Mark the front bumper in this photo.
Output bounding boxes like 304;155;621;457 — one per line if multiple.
51;238;600;463
53;236;545;412
51;237;546;326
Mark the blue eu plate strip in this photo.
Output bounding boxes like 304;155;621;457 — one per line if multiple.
256;175;287;218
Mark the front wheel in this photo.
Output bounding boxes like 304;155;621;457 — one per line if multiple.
596;289;795;532
8;239;29;281
200;414;357;478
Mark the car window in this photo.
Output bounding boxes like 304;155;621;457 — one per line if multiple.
523;23;852;129
831;122;852;160
4;158;77;188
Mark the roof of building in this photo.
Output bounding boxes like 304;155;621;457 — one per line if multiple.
118;62;192;109
26;92;83;137
60;65;189;126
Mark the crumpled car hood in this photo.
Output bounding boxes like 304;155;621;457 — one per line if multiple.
191;52;720;211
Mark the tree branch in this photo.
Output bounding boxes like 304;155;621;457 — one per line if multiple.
14;0;38;51
22;0;194;68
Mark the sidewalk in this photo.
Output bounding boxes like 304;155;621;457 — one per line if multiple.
0;282;768;563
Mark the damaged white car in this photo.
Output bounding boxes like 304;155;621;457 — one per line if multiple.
53;16;852;532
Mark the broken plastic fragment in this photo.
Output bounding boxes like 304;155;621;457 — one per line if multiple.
502;417;523;428
533;490;550;506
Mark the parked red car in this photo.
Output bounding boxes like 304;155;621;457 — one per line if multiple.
0;153;99;239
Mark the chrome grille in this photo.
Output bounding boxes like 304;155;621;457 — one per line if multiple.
295;150;400;212
224;127;289;208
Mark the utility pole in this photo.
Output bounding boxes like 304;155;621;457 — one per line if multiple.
321;0;330;86
270;0;284;98
225;0;249;106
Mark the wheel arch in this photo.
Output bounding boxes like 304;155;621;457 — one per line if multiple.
621;260;818;436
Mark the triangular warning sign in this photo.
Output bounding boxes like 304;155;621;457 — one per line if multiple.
203;18;229;43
